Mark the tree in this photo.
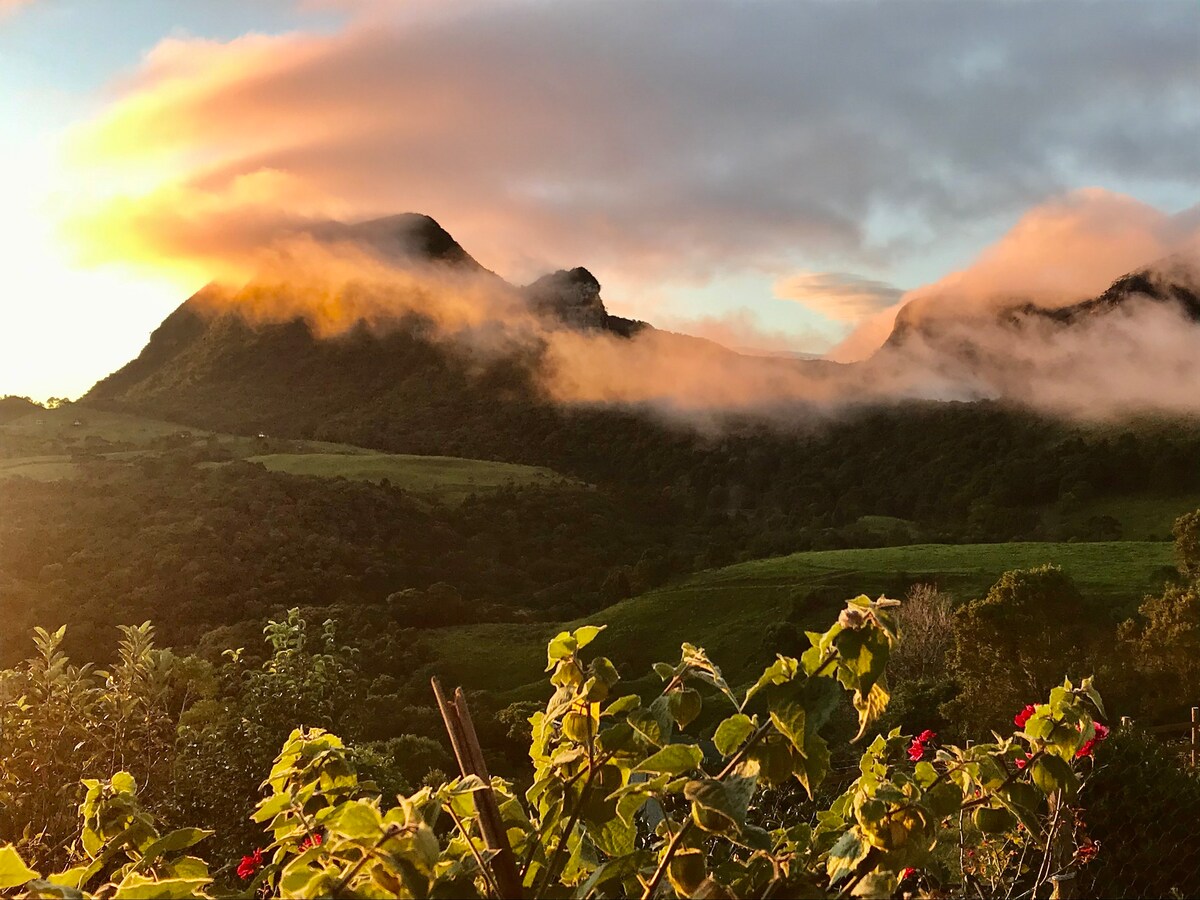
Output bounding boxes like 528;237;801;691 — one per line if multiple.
944;566;1090;734
1173;509;1200;582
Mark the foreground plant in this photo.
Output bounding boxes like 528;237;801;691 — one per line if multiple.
1;594;1106;898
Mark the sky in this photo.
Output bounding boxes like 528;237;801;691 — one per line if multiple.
1;0;1198;400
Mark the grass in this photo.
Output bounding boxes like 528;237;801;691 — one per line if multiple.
0;407;581;501
422;541;1177;703
1042;494;1200;542
246;452;579;503
0;406;208;443
0;456;79;481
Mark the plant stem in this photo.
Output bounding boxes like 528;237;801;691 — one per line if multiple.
448;805;502;899
534;770;597;899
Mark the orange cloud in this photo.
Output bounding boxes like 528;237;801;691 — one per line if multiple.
773;271;902;324
833;189;1200;361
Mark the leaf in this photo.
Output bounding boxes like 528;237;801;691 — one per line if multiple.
0;845;38;889
44;866;88;890
573;625;606;651
713;714;756;757
571;850;654;899
1078;676;1107;718
635;744;704;776
252;793;291;823
852;871;897;898
330;802;384;841
743;656;800;709
1031;754;1078;798
668;689;702;730
852;679;890;741
692;878;738;899
792;733;831;798
628;709;665;748
21;883;82;900
996;782;1042;834
110;772;137;795
139;829;213;865
974;806;1015;834
685;774;756;834
603;694;641;717
826;828;870;884
546;632;577;671
111;874;211;899
770;701;806;754
924;781;962;819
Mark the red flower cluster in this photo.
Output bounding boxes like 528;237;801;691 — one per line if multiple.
298;833;323;852
907;729;936;761
1014;753;1032;770
1075;837;1100;864
1014;704;1038;728
1076;722;1110;759
237;848;263;881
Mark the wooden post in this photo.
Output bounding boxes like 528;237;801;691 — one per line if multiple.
432;677;523;898
1191;706;1198;768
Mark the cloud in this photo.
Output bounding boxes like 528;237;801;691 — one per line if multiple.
654;308;831;357
63;0;1200;297
773;271;903;324
832;189;1200;361
0;0;33;17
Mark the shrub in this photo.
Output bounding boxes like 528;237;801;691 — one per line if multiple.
2;595;1109;899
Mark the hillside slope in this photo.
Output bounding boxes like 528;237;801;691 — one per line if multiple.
420;540;1177;700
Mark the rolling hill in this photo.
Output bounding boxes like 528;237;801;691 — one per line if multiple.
417;540;1177;702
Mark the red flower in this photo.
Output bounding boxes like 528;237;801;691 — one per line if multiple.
900;867;917;880
1076;723;1110;759
1015;753;1032;770
298;833;323;852
1014;704;1037;728
1075;838;1100;864
908;730;937;761
237;848;264;880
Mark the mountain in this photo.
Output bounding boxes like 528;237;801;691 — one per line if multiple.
85;214;703;479
882;257;1200;352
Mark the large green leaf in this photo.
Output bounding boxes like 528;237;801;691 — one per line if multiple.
635;744;704;776
1031;754;1078;798
713;714;756;757
0;845;38;889
826;828;870;884
668;689;703;730
111;874;211;899
139;829;213;865
685;773;756;834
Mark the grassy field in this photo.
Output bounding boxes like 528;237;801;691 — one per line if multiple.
1042;494;1200;541
0;455;80;481
0;406;207;443
422;541;1177;702
247;452;579;502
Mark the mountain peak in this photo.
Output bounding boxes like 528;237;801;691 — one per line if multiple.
524;267;608;329
305;213;484;270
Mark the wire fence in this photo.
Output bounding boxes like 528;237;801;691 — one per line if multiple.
740;719;1200;899
1070;717;1200;900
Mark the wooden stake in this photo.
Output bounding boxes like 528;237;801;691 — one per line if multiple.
431;677;523;899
